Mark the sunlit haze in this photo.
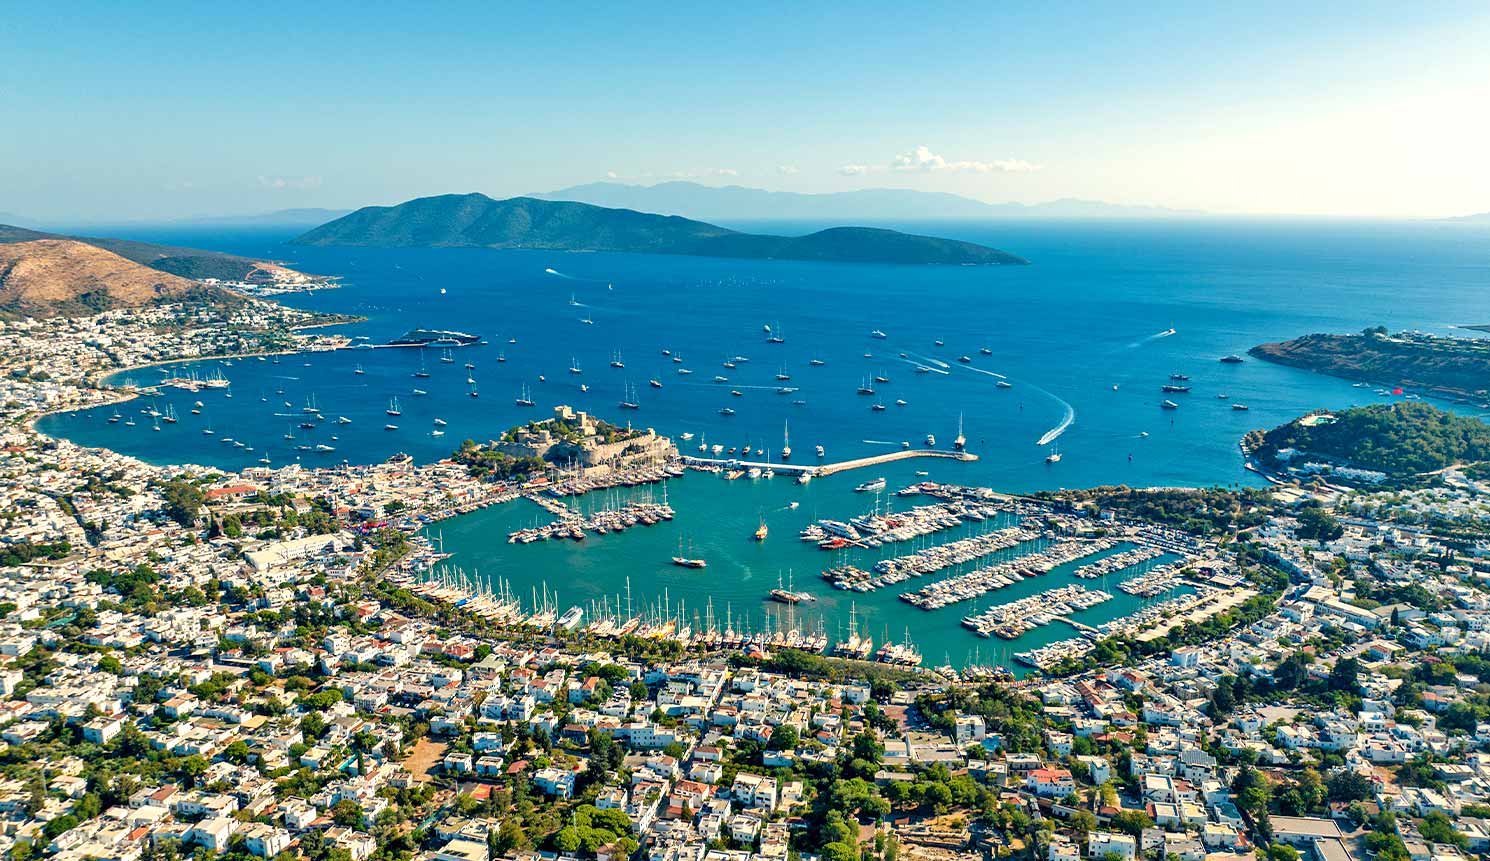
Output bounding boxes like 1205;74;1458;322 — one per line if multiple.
4;1;1488;222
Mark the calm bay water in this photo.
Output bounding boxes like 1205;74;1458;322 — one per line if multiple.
40;218;1490;669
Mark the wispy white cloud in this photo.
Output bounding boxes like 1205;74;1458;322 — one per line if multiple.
838;163;870;176
889;145;1039;173
777;164;800;175
667;167;737;178
257;175;323;190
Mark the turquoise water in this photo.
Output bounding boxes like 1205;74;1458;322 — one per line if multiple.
39;219;1490;668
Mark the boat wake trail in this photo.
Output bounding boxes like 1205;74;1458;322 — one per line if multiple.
543;268;574;279
954;364;1074;445
960;365;1009;381
903;350;950;369
1127;327;1177;348
1028;382;1076;446
894;357;949;375
861;439;899;446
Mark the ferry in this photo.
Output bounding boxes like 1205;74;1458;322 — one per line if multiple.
855;477;887;493
388;328;480;347
1220;354;1246;363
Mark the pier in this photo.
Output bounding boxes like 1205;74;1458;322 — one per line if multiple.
682;447;977;477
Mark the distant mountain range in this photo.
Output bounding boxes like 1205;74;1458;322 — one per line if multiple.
172;208;353;227
0;223;293;282
529;181;1202;221
0;239;233;320
1445;212;1490;224
293;194;1028;265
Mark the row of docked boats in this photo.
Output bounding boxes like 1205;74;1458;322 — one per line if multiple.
799;500;1004;550
961;584;1113;639
870;526;1039;579
1071;545;1163;579
897;538;1118;610
506;501;675;544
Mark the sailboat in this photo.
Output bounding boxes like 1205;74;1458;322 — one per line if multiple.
160;405;178;424
515;383;535;407
671;537;707;569
413;351;431;378
618;381;640;410
568;357;583;375
766;322;785;344
354;363;365;375
440;348;455;364
386;397;402;416
609;350;625;369
953;412;966;451
780;420;792;460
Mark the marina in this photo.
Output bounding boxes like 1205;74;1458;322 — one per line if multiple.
35;220;1475;673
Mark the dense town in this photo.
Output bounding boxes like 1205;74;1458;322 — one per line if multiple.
2;297;1490;861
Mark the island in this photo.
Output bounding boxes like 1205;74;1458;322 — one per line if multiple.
1249;327;1490;401
292;193;1029;265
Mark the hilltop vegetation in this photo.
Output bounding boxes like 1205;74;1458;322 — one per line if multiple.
0;239;237;320
293;194;1028;265
1249;401;1490;477
1250;327;1490;398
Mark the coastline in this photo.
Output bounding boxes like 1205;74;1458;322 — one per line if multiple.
27;312;369;440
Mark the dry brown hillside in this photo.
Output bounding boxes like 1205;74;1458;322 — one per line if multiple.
0;239;231;319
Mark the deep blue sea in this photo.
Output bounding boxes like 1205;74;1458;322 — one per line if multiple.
39;218;1490;669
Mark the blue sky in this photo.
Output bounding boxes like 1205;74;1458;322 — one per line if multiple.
3;1;1488;220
